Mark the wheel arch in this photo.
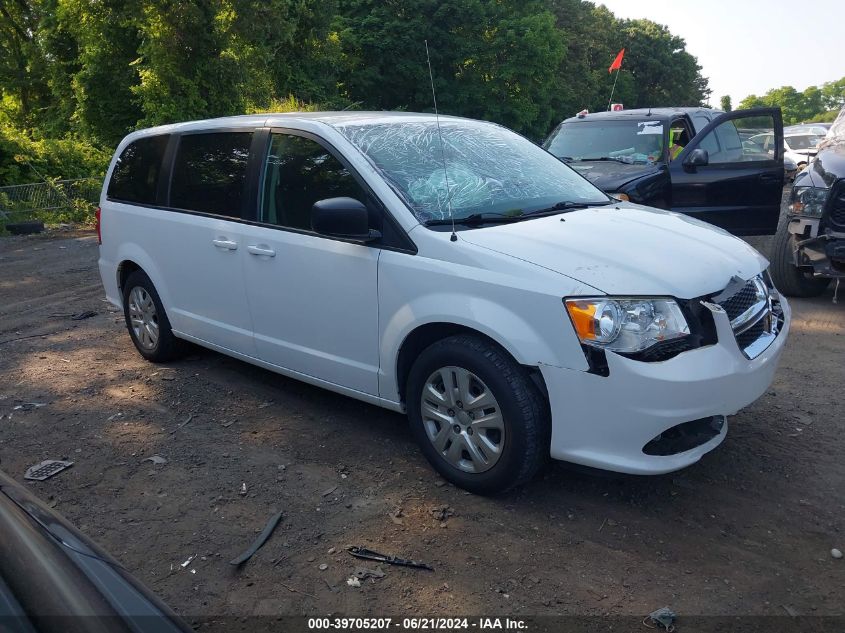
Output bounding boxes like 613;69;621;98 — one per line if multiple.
117;259;142;293
394;322;548;407
112;245;174;313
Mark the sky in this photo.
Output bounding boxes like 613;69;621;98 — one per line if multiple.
596;0;845;107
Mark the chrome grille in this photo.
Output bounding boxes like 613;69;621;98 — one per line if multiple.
715;274;780;359
718;282;759;322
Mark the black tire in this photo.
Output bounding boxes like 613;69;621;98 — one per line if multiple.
121;270;184;362
5;220;45;235
769;219;830;297
406;334;550;495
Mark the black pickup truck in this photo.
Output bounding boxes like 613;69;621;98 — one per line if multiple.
770;108;845;297
544;106;785;235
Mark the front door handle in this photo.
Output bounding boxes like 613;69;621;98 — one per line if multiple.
212;238;238;250
247;244;276;257
759;173;781;184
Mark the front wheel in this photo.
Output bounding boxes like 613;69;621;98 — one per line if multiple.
406;335;550;494
769;220;830;297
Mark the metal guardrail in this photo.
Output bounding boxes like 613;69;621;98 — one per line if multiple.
0;178;101;220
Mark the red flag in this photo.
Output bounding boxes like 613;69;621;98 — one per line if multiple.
609;48;625;73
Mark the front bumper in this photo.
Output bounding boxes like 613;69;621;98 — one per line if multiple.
541;295;790;474
788;218;845;278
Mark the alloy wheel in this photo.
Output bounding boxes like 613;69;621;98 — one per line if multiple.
128;286;159;350
420;366;505;474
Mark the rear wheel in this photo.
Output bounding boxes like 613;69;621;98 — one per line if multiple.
406;334;549;495
769;219;830;297
122;270;184;362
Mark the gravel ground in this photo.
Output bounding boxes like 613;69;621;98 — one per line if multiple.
0;223;842;623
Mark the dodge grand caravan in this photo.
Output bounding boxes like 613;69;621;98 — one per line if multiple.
98;113;790;494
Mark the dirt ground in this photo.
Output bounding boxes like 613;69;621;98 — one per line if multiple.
0;224;842;623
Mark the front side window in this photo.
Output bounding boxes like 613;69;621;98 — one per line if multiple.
107;135;170;204
260;133;369;231
668;120;692;160
169;132;252;216
698;114;776;164
338;119;608;223
546;120;666;166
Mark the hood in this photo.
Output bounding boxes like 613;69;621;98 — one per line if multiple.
460;204;768;297
800;142;845;189
569;161;662;192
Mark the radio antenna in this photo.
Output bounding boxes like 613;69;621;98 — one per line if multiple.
425;39;457;242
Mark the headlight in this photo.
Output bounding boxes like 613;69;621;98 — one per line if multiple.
610;192;630;202
789;186;828;217
565;297;690;353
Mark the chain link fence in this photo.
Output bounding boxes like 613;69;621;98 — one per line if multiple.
0;178;102;227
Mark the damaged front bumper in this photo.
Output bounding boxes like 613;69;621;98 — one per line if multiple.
541;294;790;475
788;217;845;279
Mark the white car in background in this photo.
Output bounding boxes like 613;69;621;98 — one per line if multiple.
97;112;790;493
785;123;831;137
749;131;823;171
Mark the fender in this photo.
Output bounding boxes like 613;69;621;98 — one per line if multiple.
378;291;589;403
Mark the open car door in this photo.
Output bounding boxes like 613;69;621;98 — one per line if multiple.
668;107;784;235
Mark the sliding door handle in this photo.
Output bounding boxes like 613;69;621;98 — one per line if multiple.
247;244;276;257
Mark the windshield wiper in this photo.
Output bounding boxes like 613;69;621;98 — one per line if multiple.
578;156;631;164
424;212;526;227
424;201;613;227
521;200;613;216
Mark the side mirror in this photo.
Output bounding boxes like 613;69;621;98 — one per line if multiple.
684;148;709;168
311;197;379;242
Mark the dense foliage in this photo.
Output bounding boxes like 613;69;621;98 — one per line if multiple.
738;79;845;125
2;0;715;185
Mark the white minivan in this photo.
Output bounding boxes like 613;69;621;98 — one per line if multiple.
97;112;790;493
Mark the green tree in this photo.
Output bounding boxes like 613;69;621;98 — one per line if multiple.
738;81;845;125
738;94;764;109
0;0;53;127
335;0;567;139
131;0;340;128
57;0;144;146
821;78;845;111
0;0;718;181
617;18;710;108
546;4;709;120
720;95;732;112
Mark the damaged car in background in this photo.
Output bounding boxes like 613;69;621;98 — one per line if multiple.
544;107;785;235
771;108;845;298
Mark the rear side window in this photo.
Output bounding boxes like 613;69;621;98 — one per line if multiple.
170;132;253;216
107;135;169;204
